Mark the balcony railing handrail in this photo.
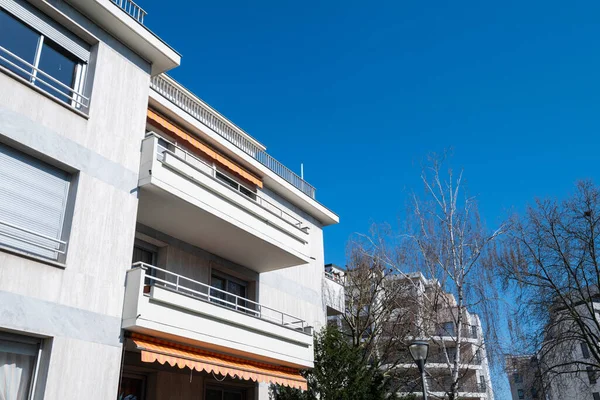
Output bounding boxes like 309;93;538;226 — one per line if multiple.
146;133;305;230
324;270;344;285
132;262;309;332
0;219;67;254
150;74;316;199
0;45;89;108
111;0;147;24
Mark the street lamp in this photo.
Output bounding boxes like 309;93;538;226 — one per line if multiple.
409;340;429;400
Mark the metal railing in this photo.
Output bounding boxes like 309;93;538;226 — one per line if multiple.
0;46;89;109
149;134;305;230
133;262;309;332
111;0;147;24
426;381;487;394
0;219;67;256
324;270;344;284
150;74;316;199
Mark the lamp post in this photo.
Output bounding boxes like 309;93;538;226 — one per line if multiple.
409;340;429;400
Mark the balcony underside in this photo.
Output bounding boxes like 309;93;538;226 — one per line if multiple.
137;184;309;272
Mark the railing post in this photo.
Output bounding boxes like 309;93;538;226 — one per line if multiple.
175;275;180;291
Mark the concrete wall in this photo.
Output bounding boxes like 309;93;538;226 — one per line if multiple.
0;0;152;398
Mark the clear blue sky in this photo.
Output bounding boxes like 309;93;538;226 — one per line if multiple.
142;1;600;397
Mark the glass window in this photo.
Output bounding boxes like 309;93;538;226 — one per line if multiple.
0;8;40;80
518;389;524;399
588;366;597;384
119;374;146;400
593;393;600;400
35;39;78;104
0;333;41;400
210;273;250;312
581;342;591;359
206;387;245;400
0;7;87;108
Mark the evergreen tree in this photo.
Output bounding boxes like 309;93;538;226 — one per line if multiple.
271;325;387;400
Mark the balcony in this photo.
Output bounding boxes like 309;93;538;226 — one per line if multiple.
323;265;345;316
137;134;310;272
150;74;316;198
122;263;315;368
111;0;146;25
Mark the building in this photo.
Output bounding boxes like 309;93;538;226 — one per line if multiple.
390;273;494;400
512;292;600;400
505;355;545;400
0;1;340;399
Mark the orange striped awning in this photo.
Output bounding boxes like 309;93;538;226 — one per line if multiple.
147;109;263;188
131;334;307;390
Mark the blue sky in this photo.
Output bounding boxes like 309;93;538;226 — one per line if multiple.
142;1;600;397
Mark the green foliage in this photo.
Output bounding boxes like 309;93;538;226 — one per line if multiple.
271;325;387;400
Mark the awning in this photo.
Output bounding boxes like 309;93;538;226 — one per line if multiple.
147;108;263;188
131;334;307;390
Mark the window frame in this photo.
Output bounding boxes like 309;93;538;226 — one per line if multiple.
210;271;250;312
0;142;76;265
0;331;43;400
0;0;90;111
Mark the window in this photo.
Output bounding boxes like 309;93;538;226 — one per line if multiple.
593;392;600;400
0;1;90;109
206;386;246;400
582;342;591;359
440;322;455;336
119;373;146;400
210;273;250;313
471;325;478;338
0;332;42;400
588;366;597;385
517;389;524;399
0;143;72;261
215;170;257;200
513;372;522;383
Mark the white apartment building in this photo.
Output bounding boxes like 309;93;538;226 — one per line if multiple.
505;355;545;400
393;273;494;400
0;1;340;399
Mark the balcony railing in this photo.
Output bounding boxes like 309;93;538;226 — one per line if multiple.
427;381;487;394
150;74;317;199
324;270;345;285
0;219;67;260
134;262;309;333
0;46;89;110
111;0;147;24
150;133;305;230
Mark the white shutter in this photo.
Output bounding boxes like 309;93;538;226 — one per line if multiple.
0;143;70;260
0;0;90;62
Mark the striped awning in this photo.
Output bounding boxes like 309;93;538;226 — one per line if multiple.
147;108;263;188
131;334;307;390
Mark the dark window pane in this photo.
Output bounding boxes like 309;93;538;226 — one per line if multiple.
35;39;77;104
0;9;40;79
582;342;591;359
224;392;243;400
118;376;145;400
206;388;222;400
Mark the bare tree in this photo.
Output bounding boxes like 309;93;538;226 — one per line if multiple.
400;155;503;399
356;154;504;399
498;180;600;397
341;237;420;393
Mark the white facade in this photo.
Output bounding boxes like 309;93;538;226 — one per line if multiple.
0;1;338;399
393;274;494;400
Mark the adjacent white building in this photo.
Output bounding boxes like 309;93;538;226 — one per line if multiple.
0;1;340;399
393;273;494;400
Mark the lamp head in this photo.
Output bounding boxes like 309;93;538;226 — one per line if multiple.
409;340;429;373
